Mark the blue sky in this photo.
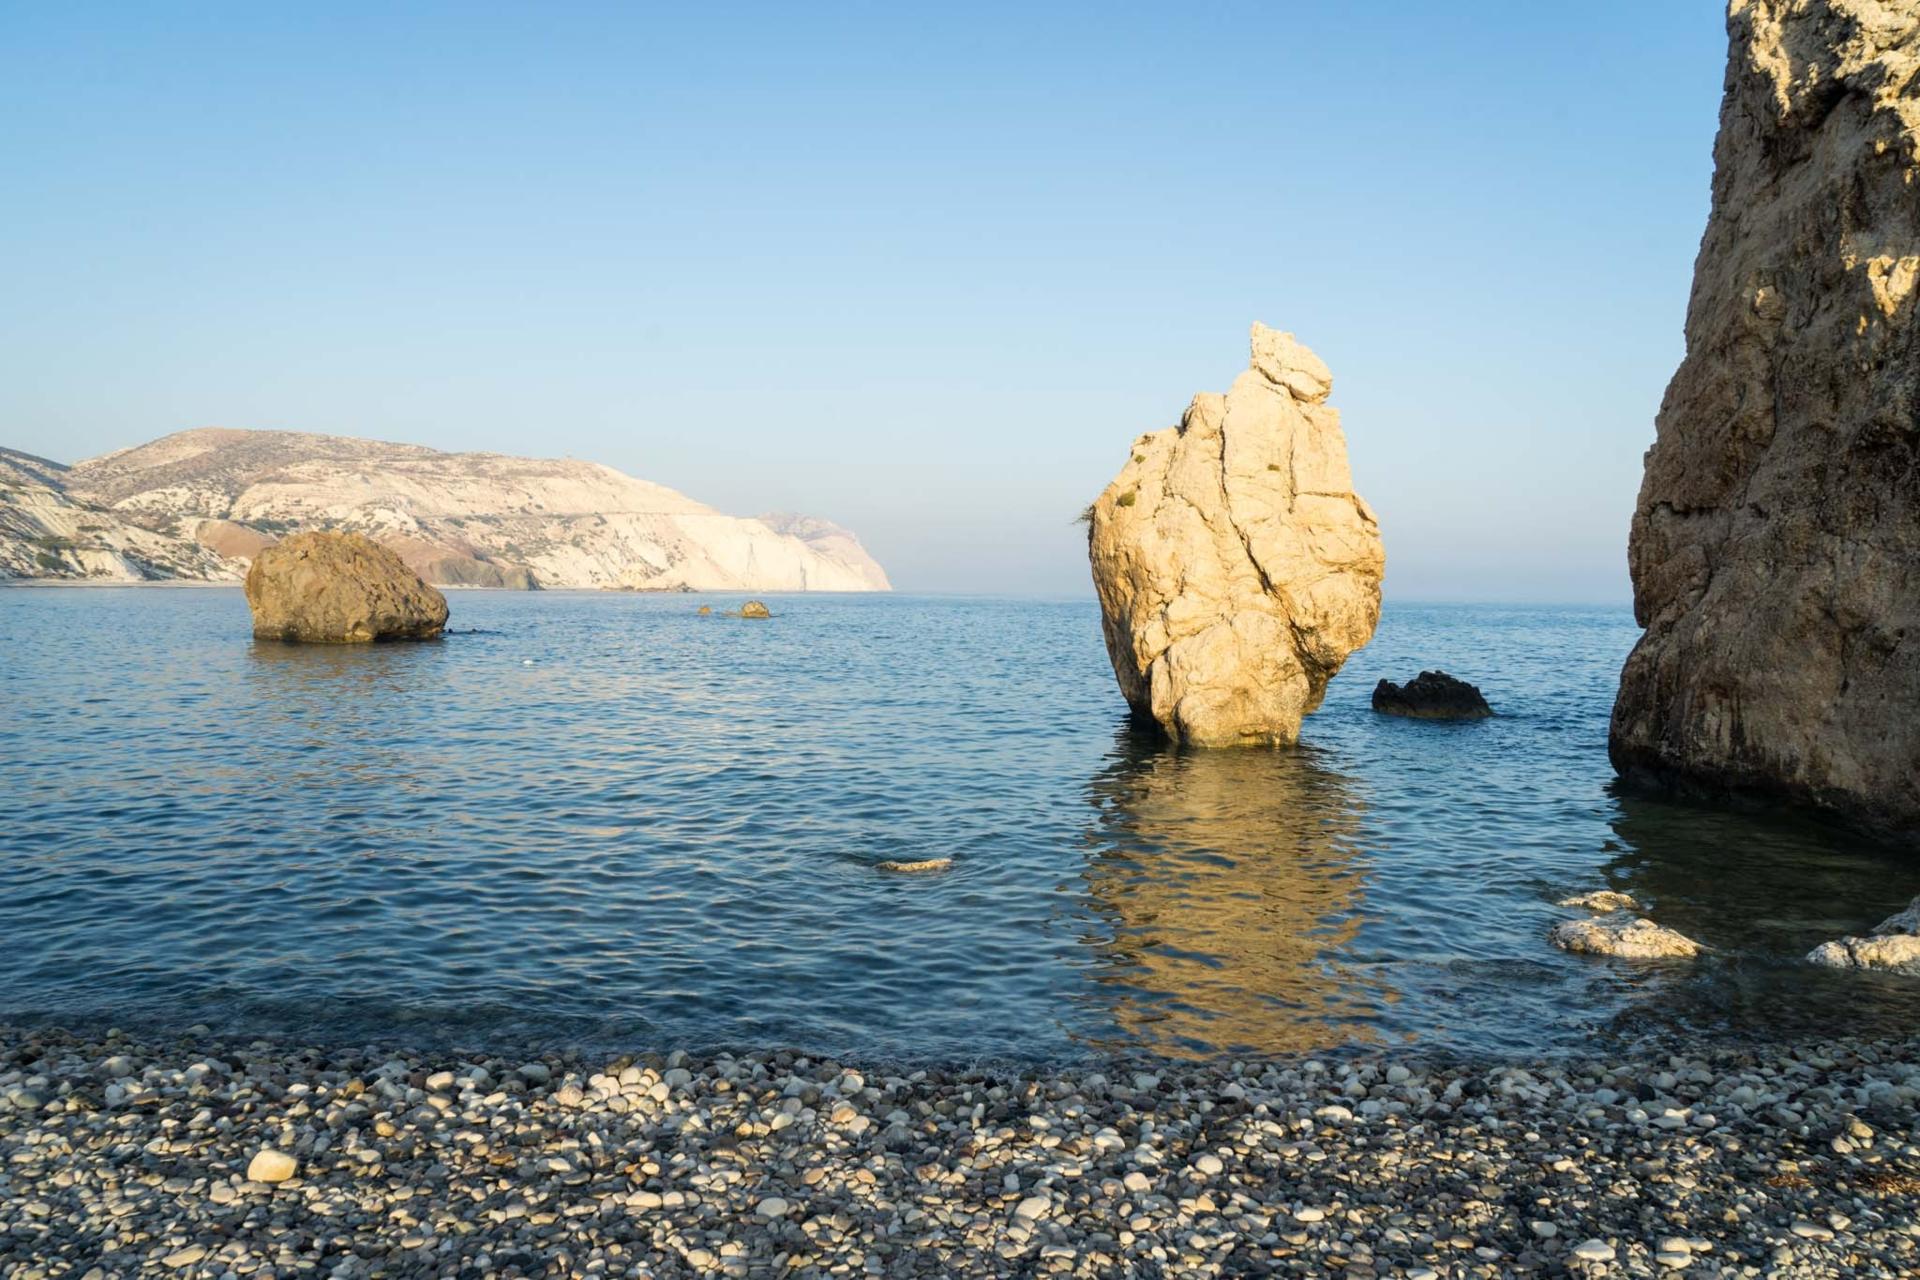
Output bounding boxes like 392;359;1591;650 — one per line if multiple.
0;2;1727;599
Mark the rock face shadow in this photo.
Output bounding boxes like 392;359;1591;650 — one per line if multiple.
1074;728;1390;1057
1592;790;1920;1043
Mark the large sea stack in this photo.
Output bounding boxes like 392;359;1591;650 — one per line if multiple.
1611;0;1920;833
245;531;449;643
1087;324;1384;746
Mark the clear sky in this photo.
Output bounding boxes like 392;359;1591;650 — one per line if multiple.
0;2;1727;600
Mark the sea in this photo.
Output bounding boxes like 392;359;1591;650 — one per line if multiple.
3;589;1916;1062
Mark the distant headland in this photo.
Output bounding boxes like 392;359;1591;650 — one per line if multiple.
0;428;890;593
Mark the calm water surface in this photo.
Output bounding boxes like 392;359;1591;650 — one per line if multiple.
2;590;1916;1061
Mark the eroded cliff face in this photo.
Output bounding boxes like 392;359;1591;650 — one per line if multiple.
1087;325;1383;746
1611;0;1920;832
0;448;237;583
2;428;891;593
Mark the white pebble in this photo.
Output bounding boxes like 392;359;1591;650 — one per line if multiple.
1572;1239;1616;1262
246;1149;297;1183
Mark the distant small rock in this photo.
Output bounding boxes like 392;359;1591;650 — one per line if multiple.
697;606;713;615
1551;914;1700;960
1558;890;1641;913
1372;671;1493;719
875;858;953;874
244;531;448;643
1806;895;1920;974
739;601;771;619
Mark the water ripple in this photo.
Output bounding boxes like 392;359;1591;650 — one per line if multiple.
1;589;1916;1060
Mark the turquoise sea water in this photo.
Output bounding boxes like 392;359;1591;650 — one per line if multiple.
2;589;1916;1061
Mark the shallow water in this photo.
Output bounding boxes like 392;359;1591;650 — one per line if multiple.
2;589;1915;1061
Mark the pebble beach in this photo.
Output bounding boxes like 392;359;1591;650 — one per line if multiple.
3;1027;1917;1279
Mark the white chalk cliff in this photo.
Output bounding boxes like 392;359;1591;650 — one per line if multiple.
2;428;890;592
0;447;234;582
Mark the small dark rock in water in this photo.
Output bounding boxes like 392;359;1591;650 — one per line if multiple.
1372;670;1493;719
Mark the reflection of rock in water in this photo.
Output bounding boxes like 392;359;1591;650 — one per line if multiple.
242;639;446;798
1079;731;1388;1057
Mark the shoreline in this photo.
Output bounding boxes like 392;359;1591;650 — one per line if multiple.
3;1026;1915;1278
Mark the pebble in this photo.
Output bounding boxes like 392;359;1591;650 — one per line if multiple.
244;1148;297;1183
0;1025;1914;1279
1572;1238;1616;1262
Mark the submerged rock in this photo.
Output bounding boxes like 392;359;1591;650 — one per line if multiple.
875;858;953;874
1808;934;1920;975
1371;671;1492;720
1558;890;1641;913
244;531;448;643
1086;324;1384;746
1610;2;1920;834
1550;914;1701;961
1807;895;1920;974
1878;897;1920;935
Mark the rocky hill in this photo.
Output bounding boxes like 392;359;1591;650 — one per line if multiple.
2;429;891;591
0;447;236;582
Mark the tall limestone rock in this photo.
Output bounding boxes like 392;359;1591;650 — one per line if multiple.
1087;324;1384;746
1612;1;1920;833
